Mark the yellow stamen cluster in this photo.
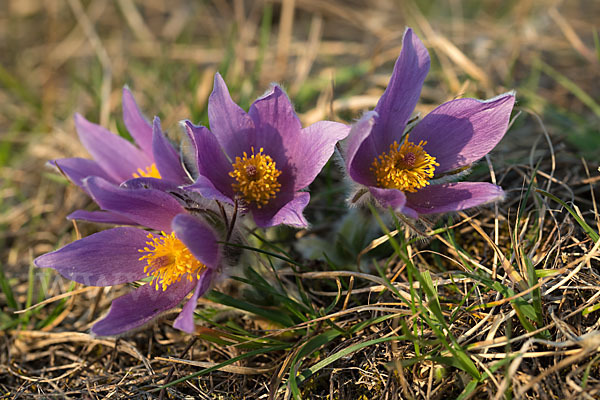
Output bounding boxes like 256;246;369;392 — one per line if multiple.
132;163;161;179
370;136;439;192
138;232;206;291
229;147;282;208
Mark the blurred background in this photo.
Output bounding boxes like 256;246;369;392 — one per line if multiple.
0;0;599;395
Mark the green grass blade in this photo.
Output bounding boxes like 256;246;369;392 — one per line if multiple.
539;60;600;117
523;252;543;327
368;205;481;379
22;263;35;326
231;275;312;318
594;29;600;63
289;329;342;398
536;189;599;242
582;302;600;316
296;335;407;385
581;354;600;388
456;379;479;400
206;290;296;327
0;64;41;109
151;344;290;392
0;262;17;310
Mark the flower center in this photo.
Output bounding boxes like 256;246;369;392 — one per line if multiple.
229;147;282;208
138;232;206;291
370;136;439;192
132;163;161;179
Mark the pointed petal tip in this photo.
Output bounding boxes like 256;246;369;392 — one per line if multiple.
256;82;283;101
213;71;226;87
151;116;162;138
173;269;215;334
181;119;199;131
358;110;378;124
481;91;516;105
253;192;310;228
46;159;58;169
90;278;196;337
73;112;85;125
33;254;48;269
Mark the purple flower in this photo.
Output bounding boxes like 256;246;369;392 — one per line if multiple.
185;73;350;228
34;177;221;336
52;87;190;225
345;28;515;218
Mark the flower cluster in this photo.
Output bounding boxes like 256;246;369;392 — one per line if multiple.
35;28;515;336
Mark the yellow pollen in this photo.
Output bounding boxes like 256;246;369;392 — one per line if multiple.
370;135;439;192
229;147;282;208
138;232;206;291
132;163;161;179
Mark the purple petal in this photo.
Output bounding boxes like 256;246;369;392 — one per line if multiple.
75;113;152;182
207;73;254;157
284;120;349;190
345;111;378;186
91;278;196;337
171;214;220;269
372;28;430;153
405;182;504;215
172;269;214;333
120;177;181;192
184;121;234;199
122;86;153;156
399;206;419;219
85;176;185;232
247;85;299;165
152;117;189;184
409;93;515;173
51;158;115;189
253;192;310;228
34;227;149;286
185;176;233;204
249;85;301;133
67;210;139;225
368;186;407;211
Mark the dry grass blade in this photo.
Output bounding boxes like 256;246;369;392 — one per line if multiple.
154;356;275;374
14;286;98;314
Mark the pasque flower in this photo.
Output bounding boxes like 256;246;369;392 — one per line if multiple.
185;73;350;227
34;177;220;335
52;87;190;224
345;28;515;218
